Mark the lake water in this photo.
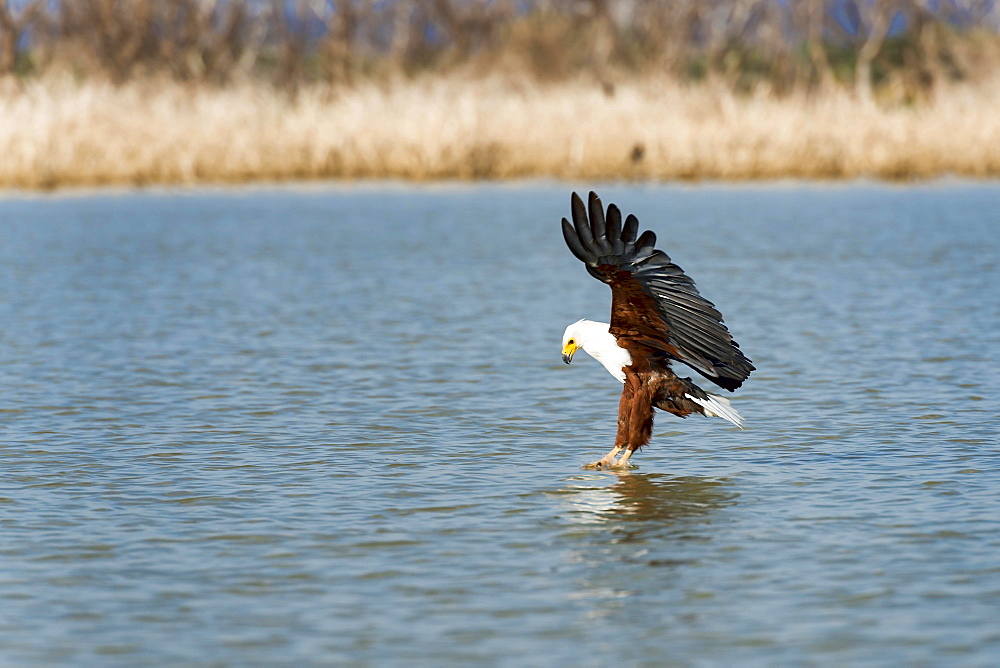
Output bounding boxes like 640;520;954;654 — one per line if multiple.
1;182;998;665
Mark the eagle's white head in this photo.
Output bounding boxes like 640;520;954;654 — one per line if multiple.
561;319;632;383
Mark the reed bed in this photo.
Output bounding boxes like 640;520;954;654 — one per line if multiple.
3;75;1000;189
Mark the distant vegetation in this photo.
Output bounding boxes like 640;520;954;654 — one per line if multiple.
2;1;1000;188
3;0;999;100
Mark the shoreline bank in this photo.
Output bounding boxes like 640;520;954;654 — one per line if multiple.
3;76;1000;190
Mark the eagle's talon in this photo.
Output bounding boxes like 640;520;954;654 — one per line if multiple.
583;452;620;470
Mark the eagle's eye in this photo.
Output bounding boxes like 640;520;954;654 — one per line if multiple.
568;339;575;345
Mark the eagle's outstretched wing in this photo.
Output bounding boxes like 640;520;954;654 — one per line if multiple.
562;191;754;391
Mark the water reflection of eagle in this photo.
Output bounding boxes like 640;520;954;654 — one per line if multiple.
560;192;754;470
566;473;737;526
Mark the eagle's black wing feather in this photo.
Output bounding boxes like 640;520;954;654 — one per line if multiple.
563;191;754;391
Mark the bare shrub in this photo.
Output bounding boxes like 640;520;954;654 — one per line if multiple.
0;0;993;97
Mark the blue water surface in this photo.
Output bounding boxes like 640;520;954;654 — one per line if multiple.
1;182;998;664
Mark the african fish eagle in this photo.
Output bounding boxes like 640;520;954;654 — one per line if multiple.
560;192;754;469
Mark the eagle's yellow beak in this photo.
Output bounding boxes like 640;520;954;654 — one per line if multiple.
562;342;578;364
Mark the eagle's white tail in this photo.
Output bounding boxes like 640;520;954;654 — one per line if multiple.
686;393;744;429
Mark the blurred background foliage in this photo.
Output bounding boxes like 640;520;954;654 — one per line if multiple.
1;0;998;102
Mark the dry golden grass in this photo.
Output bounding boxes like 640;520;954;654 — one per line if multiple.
3;74;1000;189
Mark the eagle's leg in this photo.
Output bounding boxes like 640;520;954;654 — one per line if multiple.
584;381;634;469
611;380;654;469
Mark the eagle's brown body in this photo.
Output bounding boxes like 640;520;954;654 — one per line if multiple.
561;192;754;469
